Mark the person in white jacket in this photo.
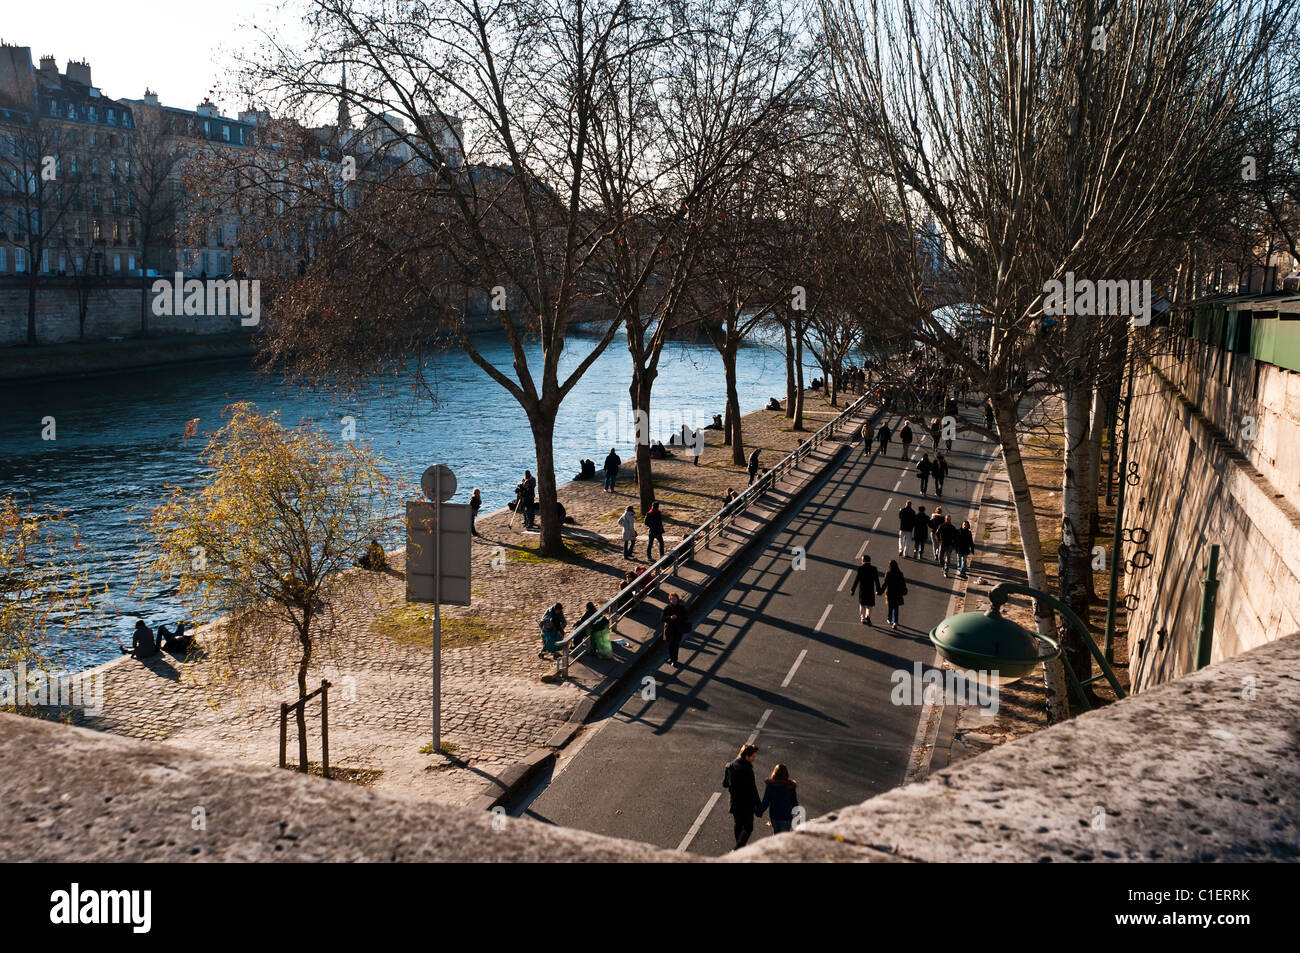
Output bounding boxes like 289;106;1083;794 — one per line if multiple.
619;505;638;559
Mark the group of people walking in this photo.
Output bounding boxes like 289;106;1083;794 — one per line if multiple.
618;502;667;561
897;501;975;578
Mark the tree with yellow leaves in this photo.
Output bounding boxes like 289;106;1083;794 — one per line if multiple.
140;403;396;771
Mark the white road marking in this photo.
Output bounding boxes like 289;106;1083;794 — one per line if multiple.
871;516;882;531
893;478;902;491
782;649;809;688
837;567;853;592
882;497;892;511
746;708;774;746
677;792;722;852
815;603;833;631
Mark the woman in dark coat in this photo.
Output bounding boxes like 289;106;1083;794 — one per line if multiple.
849;554;880;625
879;559;909;630
758;764;800;834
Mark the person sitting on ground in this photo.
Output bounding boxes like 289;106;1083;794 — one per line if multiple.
539;602;567;657
576;458;597;480
766;397;782;411
156;620;195;653
121;619;160;659
356;538;387;571
649;440;672;460
707;414;724;430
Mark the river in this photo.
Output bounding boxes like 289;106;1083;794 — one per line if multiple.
0;329;808;668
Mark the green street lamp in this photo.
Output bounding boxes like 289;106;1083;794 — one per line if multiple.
930;583;1127;713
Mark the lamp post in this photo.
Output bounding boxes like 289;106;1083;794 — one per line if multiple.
930;582;1127;714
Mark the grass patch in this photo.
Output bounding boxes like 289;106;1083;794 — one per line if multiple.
373;603;498;649
508;538;608;565
419;741;459;756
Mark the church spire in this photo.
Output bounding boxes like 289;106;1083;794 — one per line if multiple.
337;62;352;131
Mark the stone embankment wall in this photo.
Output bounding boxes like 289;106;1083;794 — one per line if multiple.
1123;329;1300;692
0;281;249;345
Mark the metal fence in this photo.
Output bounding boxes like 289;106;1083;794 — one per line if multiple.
552;392;874;678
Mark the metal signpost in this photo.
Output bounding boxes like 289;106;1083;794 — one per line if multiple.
406;464;471;752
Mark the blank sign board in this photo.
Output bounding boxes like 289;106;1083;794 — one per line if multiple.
406;501;472;605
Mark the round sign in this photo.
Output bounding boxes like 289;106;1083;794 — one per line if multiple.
421;464;457;502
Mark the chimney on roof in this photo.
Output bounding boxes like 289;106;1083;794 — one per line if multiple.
38;55;57;73
196;97;218;117
65;59;92;86
142;88;159;106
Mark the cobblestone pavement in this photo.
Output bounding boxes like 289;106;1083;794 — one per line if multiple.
71;392;851;805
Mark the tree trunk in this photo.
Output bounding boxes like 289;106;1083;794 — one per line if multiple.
1060;369;1095;687
140;272;149;337
995;398;1071;724
725;341;745;465
793;317;805;430
530;412;564;555
1086;381;1108;545
26;277;37;346
631;372;656;514
296;630;312;773
784;319;796;419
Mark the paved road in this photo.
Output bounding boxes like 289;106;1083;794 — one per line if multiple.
519;407;998;855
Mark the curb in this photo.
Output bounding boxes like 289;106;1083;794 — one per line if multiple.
472;402;882;811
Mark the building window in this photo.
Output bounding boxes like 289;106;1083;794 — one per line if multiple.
92;219;101;242
107;109;116;125
113;220;121;243
66;102;76;119
15;248;26;272
114;253;121;273
127;220;136;244
0;247;6;272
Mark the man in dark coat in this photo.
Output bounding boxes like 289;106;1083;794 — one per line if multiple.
956;519;976;578
899;423;913;458
723;744;762;849
603;448;621;493
644;502;666;560
660;592;689;666
876;423;891;455
850;554;880;625
897;501;916;557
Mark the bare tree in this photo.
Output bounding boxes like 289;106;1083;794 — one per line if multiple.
820;0;1295;717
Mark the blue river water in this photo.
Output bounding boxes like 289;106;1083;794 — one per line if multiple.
0;329;807;668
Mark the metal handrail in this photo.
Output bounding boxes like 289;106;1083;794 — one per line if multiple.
553;389;877;678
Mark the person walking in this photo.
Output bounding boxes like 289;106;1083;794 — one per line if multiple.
956;519;976;579
470;488;482;536
689;429;702;467
929;506;946;563
850;554;880;625
644;502;666;560
897;501;916;557
619;505;637;559
660;592;689;667
758;764;800;835
880;559;908;630
937;514;959;577
747;448;761;487
723;744;762;849
912;505;929;560
899;423;913;459
917;453;933;496
603;448;621;493
876;422;891;456
933;452;949;496
930;417;943;452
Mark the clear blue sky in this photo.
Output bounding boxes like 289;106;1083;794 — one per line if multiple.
1;0;301;114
